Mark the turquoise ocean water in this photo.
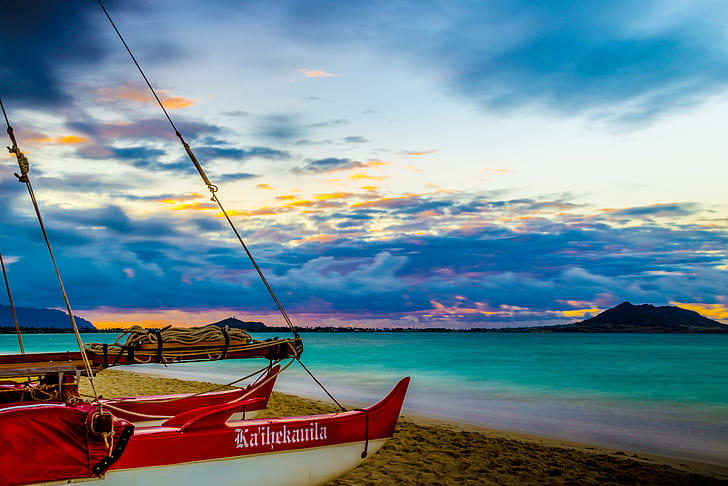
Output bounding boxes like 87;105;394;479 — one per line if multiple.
2;332;727;465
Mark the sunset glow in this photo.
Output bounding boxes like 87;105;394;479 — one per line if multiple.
1;1;727;329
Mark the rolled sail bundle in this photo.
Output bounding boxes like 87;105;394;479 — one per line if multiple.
84;325;302;367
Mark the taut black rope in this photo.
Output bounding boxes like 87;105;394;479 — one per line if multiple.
97;0;299;340
0;96;99;398
95;2;356;411
0;251;24;353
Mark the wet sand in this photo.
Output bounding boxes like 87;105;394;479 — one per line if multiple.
81;369;728;485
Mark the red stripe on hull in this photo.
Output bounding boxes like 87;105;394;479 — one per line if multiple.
110;377;409;470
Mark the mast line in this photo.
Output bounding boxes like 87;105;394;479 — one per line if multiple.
0;251;24;354
97;0;299;338
0;96;99;397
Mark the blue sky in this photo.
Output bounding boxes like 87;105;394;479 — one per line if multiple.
1;0;728;328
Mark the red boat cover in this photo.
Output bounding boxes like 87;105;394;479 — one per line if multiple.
0;402;134;486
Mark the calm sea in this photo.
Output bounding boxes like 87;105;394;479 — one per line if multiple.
2;332;727;465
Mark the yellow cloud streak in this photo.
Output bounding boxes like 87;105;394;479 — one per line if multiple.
350;173;385;181
314;192;354;201
671;302;728;321
562;308;602;318
157;194;215;211
168;202;217;211
31;135;88;144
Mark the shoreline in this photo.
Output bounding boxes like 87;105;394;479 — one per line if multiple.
402;412;728;479
81;369;728;485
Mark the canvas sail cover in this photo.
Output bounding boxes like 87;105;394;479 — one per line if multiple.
0;402;133;486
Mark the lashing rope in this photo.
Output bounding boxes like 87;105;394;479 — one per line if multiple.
84;325;299;364
96;324;252;349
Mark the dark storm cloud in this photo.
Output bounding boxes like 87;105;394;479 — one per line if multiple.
68;118;222;141
439;1;728;124
194;146;290;162
4;183;728;322
0;1;145;108
254;115;305;142
240;0;728;126
608;202;702;218
263;218;728;319
68;119;286;180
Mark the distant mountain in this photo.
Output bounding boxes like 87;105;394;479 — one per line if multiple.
554;302;728;333
0;304;96;330
209;316;270;332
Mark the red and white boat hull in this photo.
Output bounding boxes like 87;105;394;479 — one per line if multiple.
29;377;410;486
45;440;387;486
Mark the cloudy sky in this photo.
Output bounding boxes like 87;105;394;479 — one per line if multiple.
1;0;728;329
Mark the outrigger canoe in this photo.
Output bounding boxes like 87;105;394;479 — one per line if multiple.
1;377;409;486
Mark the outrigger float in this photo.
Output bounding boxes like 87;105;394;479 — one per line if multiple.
0;2;409;485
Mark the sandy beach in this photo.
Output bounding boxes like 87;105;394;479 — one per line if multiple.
81;369;728;485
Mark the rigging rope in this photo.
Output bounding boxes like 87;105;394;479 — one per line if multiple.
0;251;24;353
97;0;299;340
97;2;350;411
0;96;99;399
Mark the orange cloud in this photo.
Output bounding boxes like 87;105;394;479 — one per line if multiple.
350;173;385;181
314;192;354;201
168;202;218;211
298;68;339;78
58;135;87;144
363;160;391;168
482;168;510;175
257;183;275;190
405;150;437;156
158;193;216;211
97;85;194;110
31;135;88;145
97;85;150;103
284;199;315;208
159;93;195;109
